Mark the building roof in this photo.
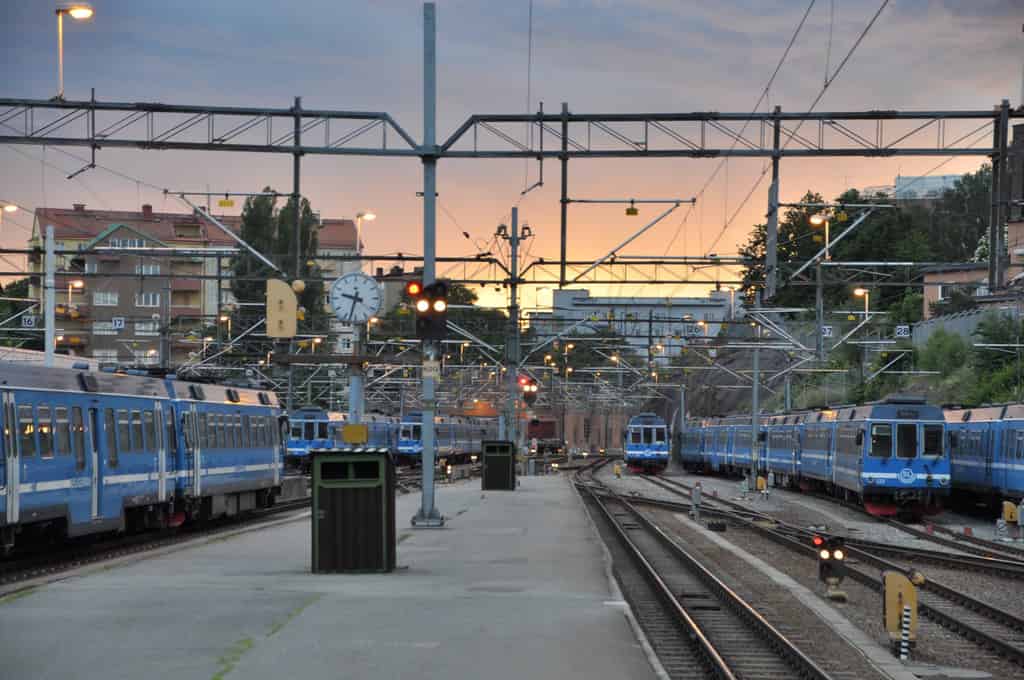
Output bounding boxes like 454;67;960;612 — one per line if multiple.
920;262;987;274
33;205;357;250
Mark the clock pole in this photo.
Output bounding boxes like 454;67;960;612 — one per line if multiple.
349;324;364;424
412;2;444;528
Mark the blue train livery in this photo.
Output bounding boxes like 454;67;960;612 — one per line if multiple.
624;413;669;473
945;404;1024;503
679;395;950;517
1;362;285;552
396;412;498;465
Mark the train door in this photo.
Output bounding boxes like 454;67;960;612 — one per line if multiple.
182;406;201;496
985;427;995;487
2;391;18;524
85;407;103;519
154;403;167;503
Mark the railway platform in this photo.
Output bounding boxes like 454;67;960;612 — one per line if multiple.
0;476;657;680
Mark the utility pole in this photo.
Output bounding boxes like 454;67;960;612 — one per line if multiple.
287;95;302;412
559;102;569;288
765;105;781;299
503;207;522;449
413;2;443;528
44;225;55;367
751;321;760;477
815;262;825;361
160;277;171;370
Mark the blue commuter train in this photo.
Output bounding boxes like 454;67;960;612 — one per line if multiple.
396;412;499;465
945;404;1024;503
623;413;670;473
286;408;396;471
1;362;286;552
680;396;950;517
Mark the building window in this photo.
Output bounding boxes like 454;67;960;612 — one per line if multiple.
92;320;117;336
93;349;119;361
109;237;145;249
134;320;159;336
93;291;119;306
84;261;97;274
135;292;160;307
135;263;160;276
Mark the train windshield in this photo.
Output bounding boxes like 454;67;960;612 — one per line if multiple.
896;423;917;458
630;429;642;444
922;424;943;457
870;423;892;458
401;425;421;440
653;427;666;443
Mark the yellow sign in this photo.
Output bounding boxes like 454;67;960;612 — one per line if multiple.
882;571;919;642
265;279;298;338
218;198;235;208
835;210;848;222
341;424;369;445
1003;500;1019;523
625;206;639;216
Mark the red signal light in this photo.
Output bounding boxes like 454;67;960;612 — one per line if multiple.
406;281;423;296
518;376;529;386
812;535;824;547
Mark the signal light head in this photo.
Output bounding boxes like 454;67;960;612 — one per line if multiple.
812;535;824;547
433;299;447;313
415;299;430;313
406;281;423;296
832;549;844;560
519;376;529;386
819;549;831;560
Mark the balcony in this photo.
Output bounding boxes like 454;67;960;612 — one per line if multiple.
172;278;202;292
55;303;89;320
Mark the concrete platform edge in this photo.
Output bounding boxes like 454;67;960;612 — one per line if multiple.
570;476;670;680
0;509;311;601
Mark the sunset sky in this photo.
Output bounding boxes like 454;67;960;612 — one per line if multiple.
2;0;1020;308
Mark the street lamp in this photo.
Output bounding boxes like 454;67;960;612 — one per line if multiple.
55;4;95;100
67;279;83;305
810;213;831;261
219;313;231;341
854;287;869;316
355;211;376;262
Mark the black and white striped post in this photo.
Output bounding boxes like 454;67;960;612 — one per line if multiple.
900;605;911;661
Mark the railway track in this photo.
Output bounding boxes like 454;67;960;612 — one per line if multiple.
575;466;837;680
632;474;1024;666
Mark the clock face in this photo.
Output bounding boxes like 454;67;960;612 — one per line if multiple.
329;273;383;323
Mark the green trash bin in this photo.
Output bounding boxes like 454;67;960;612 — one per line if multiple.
311;448;396;573
482;440;516;490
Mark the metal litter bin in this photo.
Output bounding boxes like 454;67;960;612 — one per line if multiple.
482;440;516;490
311;448;396;573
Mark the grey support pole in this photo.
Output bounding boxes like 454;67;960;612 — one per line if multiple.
559;102;569;288
287;96;302;412
44;225;55;367
765;105;781;299
413;2;443;527
350;327;364;424
996;99;1010;290
815;262;824;361
507;207;521;449
752;324;760;475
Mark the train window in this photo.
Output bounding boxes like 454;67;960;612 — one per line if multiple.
72;407;85;470
131;411;144;453
1016;431;1024;460
316;422;328;439
242;415;251;448
896;423;917;458
106;409;120;467
17;405;36;458
653;428;665;443
55;406;71;456
37;404;54;459
923;425;942;457
870;424;892;458
220;415;229;449
165;409;176;452
642;429;653;444
116;410;131;456
234;414;242;448
303;421;315;440
291;422;303;439
143;411;156;452
257;417;266;447
630;430;641;444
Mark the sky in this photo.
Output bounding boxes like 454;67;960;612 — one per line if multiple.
1;0;1021;308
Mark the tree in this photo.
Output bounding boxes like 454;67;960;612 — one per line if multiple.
229;189;326;332
0;278;40;349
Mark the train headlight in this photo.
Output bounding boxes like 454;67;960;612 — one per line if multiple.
832;549;844;560
819;549;831;560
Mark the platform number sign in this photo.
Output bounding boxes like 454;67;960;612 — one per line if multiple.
821;325;833;338
111;317;126;331
894;325;910;339
20;315;36;328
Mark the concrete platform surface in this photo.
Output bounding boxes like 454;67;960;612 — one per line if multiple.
0;476;656;680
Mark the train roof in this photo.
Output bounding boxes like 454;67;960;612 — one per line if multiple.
0;361;168;399
946;403;1024;423
627;413;666;426
165;377;280;408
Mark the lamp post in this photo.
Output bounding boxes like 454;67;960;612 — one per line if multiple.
219;313;231;342
355;211;376;268
67;279;83;306
55;4;94;100
810;213;831;261
854;287;869;317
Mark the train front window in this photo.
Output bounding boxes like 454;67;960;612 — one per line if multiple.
922;425;943;457
653;428;666;443
303;422;315;440
896;423;917;458
642;429;653;444
630;430;641;444
870;424;892;458
291;423;303;439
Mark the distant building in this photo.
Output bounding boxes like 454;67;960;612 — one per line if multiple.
28;203;358;366
528;288;735;361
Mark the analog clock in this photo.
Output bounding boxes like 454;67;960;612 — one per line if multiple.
329;272;383;323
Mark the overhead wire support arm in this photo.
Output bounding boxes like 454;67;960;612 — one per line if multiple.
176;194;283;274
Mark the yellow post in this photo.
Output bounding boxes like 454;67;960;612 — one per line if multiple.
1002;500;1019;524
882;571;921;648
341;424;369;445
613;463;622;478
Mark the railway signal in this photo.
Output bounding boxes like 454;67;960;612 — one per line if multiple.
409;280;448;340
815;535;848;601
519;376;539;406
